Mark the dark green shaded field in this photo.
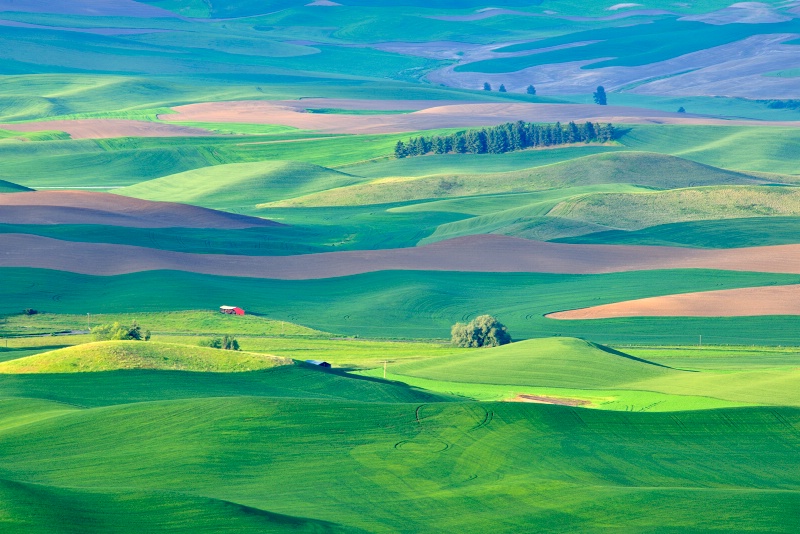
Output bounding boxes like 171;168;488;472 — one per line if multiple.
557;217;800;248
4;268;800;344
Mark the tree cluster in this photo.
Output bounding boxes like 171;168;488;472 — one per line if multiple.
199;335;240;351
92;321;150;342
395;120;616;158
762;99;800;110
451;315;511;348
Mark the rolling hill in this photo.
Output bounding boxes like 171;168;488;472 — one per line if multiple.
117;161;362;210
267;152;765;207
0;341;293;374
387;337;678;389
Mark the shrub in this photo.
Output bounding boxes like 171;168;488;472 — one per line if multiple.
451;315;511;348
23;308;38;316
199;335;240;350
92;321;150;341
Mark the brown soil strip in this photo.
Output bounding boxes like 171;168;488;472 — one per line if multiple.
511;394;591;406
0;120;215;140
548;285;800;320
0;191;279;229
161;101;799;135
4;233;800;279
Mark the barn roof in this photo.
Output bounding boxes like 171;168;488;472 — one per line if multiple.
219;305;236;310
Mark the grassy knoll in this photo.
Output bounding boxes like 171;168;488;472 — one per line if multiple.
0;396;796;532
384;338;676;389
339;145;623;178
556;216;800;248
549;185;800;230
359;338;800;410
4;268;800;344
272;152;756;207
116;161;363;209
411;185;644;244
0;341;292;374
618;125;800;175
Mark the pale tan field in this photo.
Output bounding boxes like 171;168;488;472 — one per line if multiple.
548;285;800;319
161;100;796;134
0;120;214;139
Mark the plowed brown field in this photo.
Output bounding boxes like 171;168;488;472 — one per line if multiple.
547;285;800;319
4;233;800;279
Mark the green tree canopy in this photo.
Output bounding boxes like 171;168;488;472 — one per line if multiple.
526;85;536;95
199;335;240;350
483;82;491;91
593;86;607;105
92;321;150;341
499;84;507;93
451;315;511;348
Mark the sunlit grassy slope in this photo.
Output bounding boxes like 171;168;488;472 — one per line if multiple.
0;395;797;532
268;152;762;207
549;185;800;230
0;341;292;374
116;161;362;209
388;337;676;388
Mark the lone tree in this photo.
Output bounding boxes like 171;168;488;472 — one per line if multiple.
593;85;607;105
526;84;536;95
498;84;507;93
483;82;491;91
677;106;686;113
92;321;150;341
451;315;511;348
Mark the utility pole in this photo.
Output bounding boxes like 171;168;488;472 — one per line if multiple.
699;334;702;347
87;313;91;332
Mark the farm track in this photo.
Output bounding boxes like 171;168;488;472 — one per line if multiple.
6;233;800;280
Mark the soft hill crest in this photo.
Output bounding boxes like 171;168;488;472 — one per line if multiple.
0;191;280;228
268;152;765;207
0;341;293;374
117;161;361;210
388;337;678;389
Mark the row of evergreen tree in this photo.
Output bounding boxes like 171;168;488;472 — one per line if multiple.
394;120;616;158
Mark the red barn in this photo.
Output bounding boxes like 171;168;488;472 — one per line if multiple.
220;306;245;316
